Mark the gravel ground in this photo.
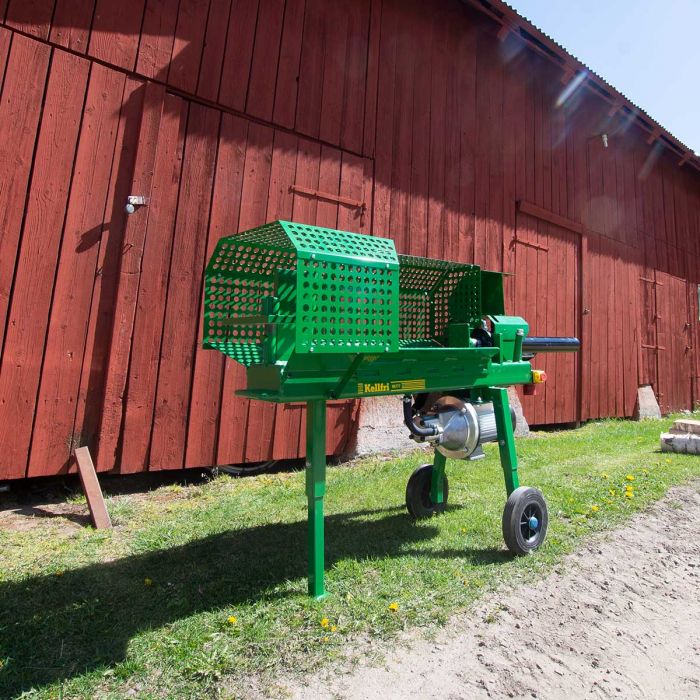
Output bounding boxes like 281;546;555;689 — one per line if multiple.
285;483;700;700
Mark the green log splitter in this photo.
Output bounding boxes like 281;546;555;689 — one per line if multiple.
203;221;579;598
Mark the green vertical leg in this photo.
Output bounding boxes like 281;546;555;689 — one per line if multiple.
305;399;327;599
429;449;447;505
490;388;520;496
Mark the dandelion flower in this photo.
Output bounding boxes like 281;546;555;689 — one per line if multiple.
590;505;599;513
665;458;671;464
330;625;337;633
602;473;609;479
609;489;617;496
388;602;399;612
461;528;467;534
625;491;634;499
322;636;329;643
320;617;329;628
626;474;635;482
144;578;153;586
227;616;237;625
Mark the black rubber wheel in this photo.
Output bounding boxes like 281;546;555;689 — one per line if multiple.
405;464;449;519
502;486;548;554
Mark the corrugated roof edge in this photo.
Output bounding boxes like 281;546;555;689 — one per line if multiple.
460;0;700;174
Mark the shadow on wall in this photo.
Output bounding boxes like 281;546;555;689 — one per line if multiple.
0;503;503;696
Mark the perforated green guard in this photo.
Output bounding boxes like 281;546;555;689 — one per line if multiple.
280;222;398;354
398;255;481;346
203;222;297;366
203;221;400;363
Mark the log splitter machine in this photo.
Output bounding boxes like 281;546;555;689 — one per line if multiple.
203;221;579;598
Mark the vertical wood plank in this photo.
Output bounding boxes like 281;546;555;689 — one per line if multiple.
362;0;382;158
120;93;187;473
136;0;179;81
338;0;369;155
89;0;146;71
0;50;89;480
0;34;50;356
28;65;126;477
196;0;232;102
218;0;258;111
236;121;275;464
214;115;251;467
185;113;251;470
96;82;166;469
246;0;285;121
50;0;95;53
167;0;209;94
5;0;55;39
272;0;305;129
149;103;220;470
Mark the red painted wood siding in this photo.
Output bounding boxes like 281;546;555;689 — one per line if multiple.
0;0;699;479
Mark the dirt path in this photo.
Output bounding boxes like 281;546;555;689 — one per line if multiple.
286;484;700;699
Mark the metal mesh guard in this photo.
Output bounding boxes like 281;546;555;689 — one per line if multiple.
398;255;481;345
281;221;400;354
203;221;401;364
203;222;297;366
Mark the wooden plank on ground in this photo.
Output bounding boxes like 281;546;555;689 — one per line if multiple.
74;446;112;529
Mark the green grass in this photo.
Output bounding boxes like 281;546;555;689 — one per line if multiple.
1;415;699;699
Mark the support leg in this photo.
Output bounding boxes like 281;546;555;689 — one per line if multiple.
490;388;520;495
429;449;447;505
305;399;327;599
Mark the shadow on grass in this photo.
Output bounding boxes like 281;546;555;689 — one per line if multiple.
0;505;504;696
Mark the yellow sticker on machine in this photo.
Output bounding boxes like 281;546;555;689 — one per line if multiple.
357;379;426;395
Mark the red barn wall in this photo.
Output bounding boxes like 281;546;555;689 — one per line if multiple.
0;0;698;479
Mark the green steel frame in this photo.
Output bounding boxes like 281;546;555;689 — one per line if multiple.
203;221;541;599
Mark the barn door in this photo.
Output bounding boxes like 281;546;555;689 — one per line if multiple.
512;213;581;425
655;271;693;413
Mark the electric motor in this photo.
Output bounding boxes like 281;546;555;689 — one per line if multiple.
405;395;513;460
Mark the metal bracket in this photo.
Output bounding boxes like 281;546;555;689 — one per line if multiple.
125;195;149;214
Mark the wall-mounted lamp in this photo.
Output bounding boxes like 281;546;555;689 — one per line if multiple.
601;133;609;148
125;195;149;214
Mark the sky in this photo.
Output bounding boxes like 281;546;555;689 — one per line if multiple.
508;0;699;154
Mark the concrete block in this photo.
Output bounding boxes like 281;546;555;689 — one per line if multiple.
634;385;661;420
507;386;530;437
670;419;700;435
347;395;423;457
660;432;700;454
